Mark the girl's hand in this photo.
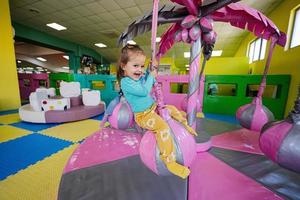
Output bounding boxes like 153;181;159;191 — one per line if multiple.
152;58;158;68
150;58;158;78
150;70;158;78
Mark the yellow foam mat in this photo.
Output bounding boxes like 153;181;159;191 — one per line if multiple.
197;112;205;118
41;119;100;142
0;113;21;124
0;144;78;200
0;125;32;143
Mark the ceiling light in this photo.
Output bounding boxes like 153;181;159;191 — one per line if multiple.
156;37;161;43
184;52;190;58
36;57;47;62
46;23;67;31
62;66;69;69
17;60;21;63
211;50;223;57
63;55;69;60
127;40;136;45
95;43;107;48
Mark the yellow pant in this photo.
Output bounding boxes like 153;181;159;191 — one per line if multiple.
135;104;196;178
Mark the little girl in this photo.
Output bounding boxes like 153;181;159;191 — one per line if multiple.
117;44;197;179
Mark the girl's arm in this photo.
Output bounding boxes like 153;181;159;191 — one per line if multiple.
121;76;155;97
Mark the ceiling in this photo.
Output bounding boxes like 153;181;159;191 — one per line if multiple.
10;0;284;68
14;41;69;72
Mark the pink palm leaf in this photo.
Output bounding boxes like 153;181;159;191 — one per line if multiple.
118;0;238;47
210;3;286;46
157;2;286;58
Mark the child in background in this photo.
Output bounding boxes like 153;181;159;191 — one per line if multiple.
117;44;197;179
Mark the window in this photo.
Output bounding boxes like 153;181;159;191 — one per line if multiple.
158;64;171;75
39;80;47;87
207;83;237;96
170;83;188;94
248;38;267;63
290;8;300;48
246;84;281;98
24;79;30;87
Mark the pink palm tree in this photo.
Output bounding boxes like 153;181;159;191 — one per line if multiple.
119;0;286;130
119;0;286;131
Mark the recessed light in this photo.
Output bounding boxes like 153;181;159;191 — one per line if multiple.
184;52;190;58
156;37;161;43
46;23;67;31
127;40;136;45
36;57;47;62
95;43;107;48
212;50;223;57
63;55;69;60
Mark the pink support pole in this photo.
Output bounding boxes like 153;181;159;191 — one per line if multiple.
257;36;277;99
187;37;202;129
150;0;165;114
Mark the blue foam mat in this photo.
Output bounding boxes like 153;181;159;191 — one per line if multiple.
0;133;73;180
11;121;61;132
0;109;18;116
90;113;104;121
205;113;239;124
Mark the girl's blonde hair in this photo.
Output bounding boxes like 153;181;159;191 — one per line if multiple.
117;44;145;82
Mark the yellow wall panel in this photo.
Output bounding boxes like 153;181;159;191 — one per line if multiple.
0;0;20;111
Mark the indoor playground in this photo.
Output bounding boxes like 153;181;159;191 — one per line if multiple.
1;0;300;200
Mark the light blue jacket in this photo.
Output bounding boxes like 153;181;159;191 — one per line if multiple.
121;73;155;113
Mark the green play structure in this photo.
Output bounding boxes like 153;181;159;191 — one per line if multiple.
203;75;291;119
49;73;118;105
49;73;290;120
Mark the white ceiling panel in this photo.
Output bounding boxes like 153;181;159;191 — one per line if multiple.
98;0;121;11
114;0;136;9
10;0;285;67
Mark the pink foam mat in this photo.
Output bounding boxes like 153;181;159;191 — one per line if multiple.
188;153;283;200
211;128;263;155
63;128;141;173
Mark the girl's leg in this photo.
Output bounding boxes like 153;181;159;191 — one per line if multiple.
135;109;190;179
165;105;198;136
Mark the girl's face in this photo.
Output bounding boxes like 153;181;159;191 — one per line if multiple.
122;52;146;81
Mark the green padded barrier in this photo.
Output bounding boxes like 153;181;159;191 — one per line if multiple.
73;74;118;105
73;74;87;89
203;75;291;119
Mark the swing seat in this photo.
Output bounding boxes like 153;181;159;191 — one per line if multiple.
139;107;197;176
